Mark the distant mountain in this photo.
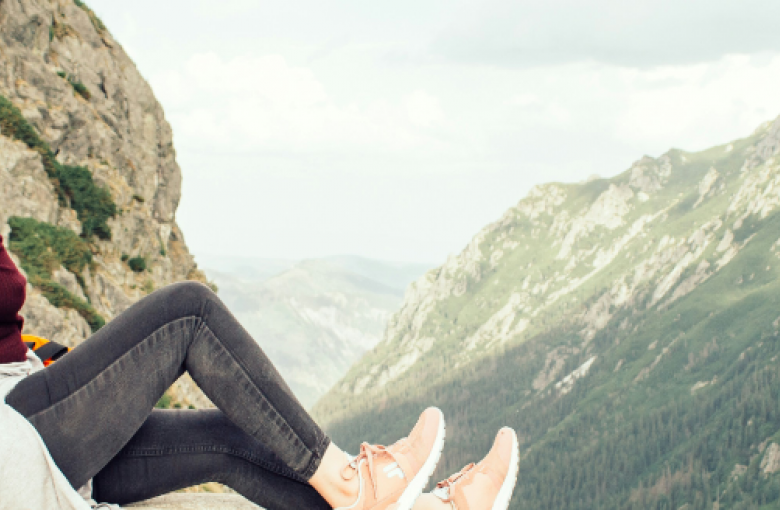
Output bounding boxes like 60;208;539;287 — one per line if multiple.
195;254;296;285
314;116;780;509
204;256;430;407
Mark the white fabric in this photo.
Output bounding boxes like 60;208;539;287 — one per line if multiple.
0;350;120;510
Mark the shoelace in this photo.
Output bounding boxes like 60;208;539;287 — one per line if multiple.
342;442;400;497
434;463;476;502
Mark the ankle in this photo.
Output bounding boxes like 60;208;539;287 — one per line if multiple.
309;444;359;508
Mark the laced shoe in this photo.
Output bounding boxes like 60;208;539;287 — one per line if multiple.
428;427;519;510
335;407;446;510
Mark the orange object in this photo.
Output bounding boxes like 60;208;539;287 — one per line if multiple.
22;334;71;367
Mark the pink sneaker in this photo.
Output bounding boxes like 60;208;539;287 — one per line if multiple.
429;428;519;510
336;407;446;510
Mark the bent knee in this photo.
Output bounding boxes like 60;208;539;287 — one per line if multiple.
159;281;218;309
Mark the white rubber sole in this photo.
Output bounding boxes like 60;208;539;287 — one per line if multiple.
491;429;520;510
394;408;447;510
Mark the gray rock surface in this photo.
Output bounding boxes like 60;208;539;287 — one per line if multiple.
762;443;780;475
128;494;262;510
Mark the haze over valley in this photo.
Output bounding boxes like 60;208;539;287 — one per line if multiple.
201;256;430;407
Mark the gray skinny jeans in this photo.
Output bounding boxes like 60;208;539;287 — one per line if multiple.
6;281;332;509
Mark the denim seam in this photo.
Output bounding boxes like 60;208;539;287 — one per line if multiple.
194;322;312;457
300;432;331;481
27;317;199;421
123;444;302;480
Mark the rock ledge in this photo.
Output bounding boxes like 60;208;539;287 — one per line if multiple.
128;494;262;509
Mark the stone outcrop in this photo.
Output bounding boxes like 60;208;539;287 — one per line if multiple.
0;0;209;407
128;494;261;510
762;443;780;475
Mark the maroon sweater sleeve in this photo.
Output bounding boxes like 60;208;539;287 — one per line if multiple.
0;234;28;363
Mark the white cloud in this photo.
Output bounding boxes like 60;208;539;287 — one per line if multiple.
494;53;780;155
403;90;444;127
611;54;780;149
151;53;448;155
185;53;328;107
507;93;539;107
434;0;780;68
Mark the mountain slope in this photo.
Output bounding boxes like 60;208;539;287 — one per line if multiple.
206;256;430;407
314;116;780;509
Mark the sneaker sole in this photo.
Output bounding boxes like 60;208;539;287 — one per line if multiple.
394;408;446;510
491;429;520;510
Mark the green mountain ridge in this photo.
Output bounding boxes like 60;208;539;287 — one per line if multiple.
314;116;780;509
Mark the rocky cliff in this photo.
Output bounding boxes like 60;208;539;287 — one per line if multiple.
315;116;780;509
0;0;209;406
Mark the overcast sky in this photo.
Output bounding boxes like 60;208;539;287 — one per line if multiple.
92;1;780;266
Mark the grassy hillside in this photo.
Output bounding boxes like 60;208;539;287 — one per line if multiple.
314;117;780;509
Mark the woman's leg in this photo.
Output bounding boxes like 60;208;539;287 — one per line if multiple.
6;281;331;507
92;409;330;510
